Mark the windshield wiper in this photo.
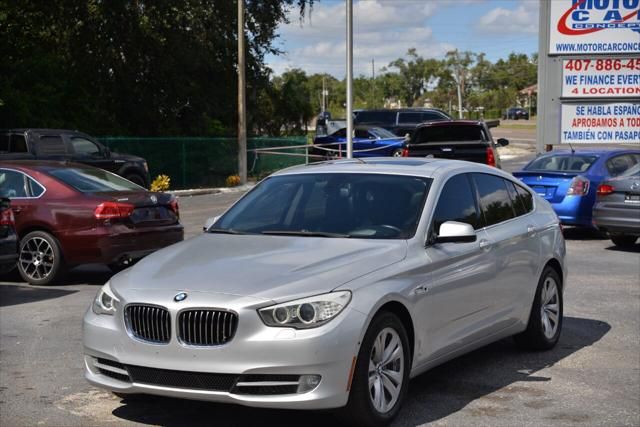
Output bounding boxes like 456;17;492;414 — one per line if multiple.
207;228;247;235
261;230;351;238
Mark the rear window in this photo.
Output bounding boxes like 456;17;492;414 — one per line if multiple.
355;111;397;124
48;167;143;192
414;125;485;143
525;155;598;172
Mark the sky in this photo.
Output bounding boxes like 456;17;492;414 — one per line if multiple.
264;0;539;78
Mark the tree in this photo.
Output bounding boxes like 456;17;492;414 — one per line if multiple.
387;49;441;107
0;0;315;136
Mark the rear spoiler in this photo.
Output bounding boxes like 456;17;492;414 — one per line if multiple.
484;119;500;129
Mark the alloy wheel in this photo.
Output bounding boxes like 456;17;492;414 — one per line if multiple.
368;327;404;414
540;276;560;339
19;237;55;281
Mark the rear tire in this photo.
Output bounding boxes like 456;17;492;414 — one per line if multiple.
514;266;563;351
611;234;637;247
391;149;403;157
340;312;411;427
17;231;66;286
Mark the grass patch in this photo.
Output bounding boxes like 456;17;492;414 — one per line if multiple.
499;123;537;130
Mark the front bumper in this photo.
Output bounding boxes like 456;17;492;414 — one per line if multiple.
83;290;365;409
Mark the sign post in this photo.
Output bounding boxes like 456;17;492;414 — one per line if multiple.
537;0;640;153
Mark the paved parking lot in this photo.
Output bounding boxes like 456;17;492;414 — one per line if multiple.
1;152;639;426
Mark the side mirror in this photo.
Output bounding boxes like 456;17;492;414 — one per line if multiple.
496;138;509;147
203;215;220;232
435;221;477;244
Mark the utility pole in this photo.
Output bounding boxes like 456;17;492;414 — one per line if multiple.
346;0;353;159
322;76;326;113
237;0;247;184
370;58;375;107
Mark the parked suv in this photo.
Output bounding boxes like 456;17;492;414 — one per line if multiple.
403;120;508;168
354;108;451;137
0;129;150;187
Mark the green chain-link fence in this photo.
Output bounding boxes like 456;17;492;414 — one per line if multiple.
97;136;309;189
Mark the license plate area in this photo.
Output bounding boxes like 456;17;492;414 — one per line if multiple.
532;186;555;199
624;194;640;203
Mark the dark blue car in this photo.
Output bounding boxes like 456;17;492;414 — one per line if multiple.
312;126;405;159
513;149;640;227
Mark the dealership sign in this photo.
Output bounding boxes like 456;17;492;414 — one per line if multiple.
550;0;640;55
562;57;640;97
561;102;640;143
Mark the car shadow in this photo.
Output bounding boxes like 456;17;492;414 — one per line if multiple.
0;284;77;307
604;243;640;253
561;227;606;241
0;265;113;287
109;316;609;427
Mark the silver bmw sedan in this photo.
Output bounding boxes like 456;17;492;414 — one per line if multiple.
83;158;566;426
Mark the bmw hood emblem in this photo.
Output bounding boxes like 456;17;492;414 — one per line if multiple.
174;292;188;302
150;195;158;204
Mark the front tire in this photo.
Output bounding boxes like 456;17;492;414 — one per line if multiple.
611;234;637;247
515;266;563;350
17;231;66;285
342;312;411;427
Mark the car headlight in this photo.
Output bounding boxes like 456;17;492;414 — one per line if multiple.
92;282;119;315
258;291;351;329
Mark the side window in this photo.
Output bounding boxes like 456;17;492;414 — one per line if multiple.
472;173;516;227
421;112;443;122
28;177;45;197
36;135;68;156
505;180;526;216
10;134;28;153
432;174;481;233
70;137;101;156
0;134;8;152
354;129;371;139
606;154;635;177
0;170;28;198
398;112;422;124
515;184;534;213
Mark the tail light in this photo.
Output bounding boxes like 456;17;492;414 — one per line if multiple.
0;208;15;226
168;197;180;219
486;147;496;167
94;202;135;219
567;176;590;196
597;184;614;196
401;147;409;157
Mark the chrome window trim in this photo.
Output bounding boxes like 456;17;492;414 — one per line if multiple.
0;167;47;199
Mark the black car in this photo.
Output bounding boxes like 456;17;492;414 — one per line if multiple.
0;197;18;275
402;120;509;168
0;129;150;187
503;107;529;120
354;108;451;138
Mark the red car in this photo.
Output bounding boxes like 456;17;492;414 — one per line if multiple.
0;161;184;285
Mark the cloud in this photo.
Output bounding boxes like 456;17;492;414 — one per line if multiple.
266;0;455;77
476;1;539;34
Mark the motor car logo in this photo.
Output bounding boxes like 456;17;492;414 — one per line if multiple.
557;0;640;36
631;182;640;191
174;292;188;302
150;195;158;204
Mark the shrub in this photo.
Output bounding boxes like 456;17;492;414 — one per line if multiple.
150;174;171;192
225;175;241;187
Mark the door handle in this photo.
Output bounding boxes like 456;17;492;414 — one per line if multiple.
414;284;429;295
11;207;22;214
527;225;537;236
479;239;492;250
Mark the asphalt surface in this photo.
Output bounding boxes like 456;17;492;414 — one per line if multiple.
1;146;639;427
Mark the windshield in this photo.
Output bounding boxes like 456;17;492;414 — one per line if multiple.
621;162;640;177
525;155;598;172
369;127;398;139
49;167;144;192
215;173;432;239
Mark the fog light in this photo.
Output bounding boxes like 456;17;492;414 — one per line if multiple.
297;375;321;393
